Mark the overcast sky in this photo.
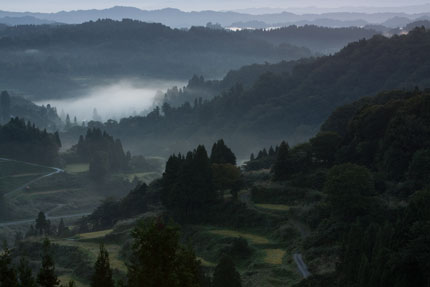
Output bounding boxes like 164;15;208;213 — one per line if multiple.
2;0;430;13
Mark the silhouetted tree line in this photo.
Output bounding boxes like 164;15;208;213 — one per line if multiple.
0;117;61;165
74;128;130;180
161;139;243;221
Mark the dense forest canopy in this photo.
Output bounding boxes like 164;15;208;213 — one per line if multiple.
0;117;61;165
86;27;430;158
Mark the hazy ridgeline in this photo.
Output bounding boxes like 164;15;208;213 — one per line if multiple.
0;19;380;102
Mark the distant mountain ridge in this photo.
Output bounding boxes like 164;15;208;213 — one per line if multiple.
1;6;430;28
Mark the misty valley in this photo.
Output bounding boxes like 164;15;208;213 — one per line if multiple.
0;4;430;287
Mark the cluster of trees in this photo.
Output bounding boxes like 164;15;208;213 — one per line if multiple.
74;128;130;180
0;238;72;287
245;145;279;171
161;139;242;221
0;117;61;165
0;91;61;130
78;183;151;231
25;212;70;238
90;219;242;287
334;189;430;286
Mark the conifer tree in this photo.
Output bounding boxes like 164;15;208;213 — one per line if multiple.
0;244;18;287
91;244;114;287
212;256;242;287
210;139;236;165
37;239;60;287
17;257;36;287
271;141;292;181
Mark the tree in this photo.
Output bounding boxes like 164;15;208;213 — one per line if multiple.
37;239;60;287
17;257;37;287
324;163;374;223
212;164;243;199
35;212;50;235
408;149;430;186
0;91;11;123
212;256;242;287
310;131;342;166
210;139;236;165
91;244;114;287
65;114;71;128
127;219;201;287
57;219;67;237
0;244;18;287
272;141;293;181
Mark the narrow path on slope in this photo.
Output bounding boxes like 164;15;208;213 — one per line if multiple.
0;157;64;199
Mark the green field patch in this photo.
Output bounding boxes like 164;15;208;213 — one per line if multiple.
64;163;89;174
78;229;113;240
208;229;271;244
255;204;290;211
263;249;286;265
26;188;82;196
197;257;216;267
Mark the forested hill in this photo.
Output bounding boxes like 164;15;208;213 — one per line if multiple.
0;118;61;165
0;20;379;100
0;19;311;99
99;27;430;157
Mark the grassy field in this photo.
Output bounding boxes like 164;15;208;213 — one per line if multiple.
78;229;113;240
64;163;89;174
0;159;53;192
208;229;271;244
255;204;290;211
263;249;287;265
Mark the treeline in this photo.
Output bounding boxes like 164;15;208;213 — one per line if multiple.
0;117;61;165
97;28;430;157
161;139;242;221
72;128;130;180
0;91;61;131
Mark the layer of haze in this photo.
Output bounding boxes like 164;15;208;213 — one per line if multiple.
36;79;184;123
3;0;430;13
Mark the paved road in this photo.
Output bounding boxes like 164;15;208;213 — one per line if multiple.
0;158;90;227
293;253;311;278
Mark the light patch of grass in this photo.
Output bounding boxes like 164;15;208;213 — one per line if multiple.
263;249;286;265
208;229;270;244
27;188;81;196
197;257;216;267
78;229;113;239
255;204;290;211
64;163;89;174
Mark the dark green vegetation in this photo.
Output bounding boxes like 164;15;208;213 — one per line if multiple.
0;91;61;130
71;128;130;181
0;19;314;99
92;28;430;158
0;118;61;165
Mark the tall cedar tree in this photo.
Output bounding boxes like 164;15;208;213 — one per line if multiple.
127;219;201;287
18;257;37;287
37;239;60;287
91;244;114;287
271;141;292;181
210;139;237;165
0;244;18;287
212;256;242;287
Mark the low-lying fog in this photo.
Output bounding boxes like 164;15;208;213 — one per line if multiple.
36;78;185;122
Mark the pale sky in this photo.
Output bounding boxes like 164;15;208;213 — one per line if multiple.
1;0;430;13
